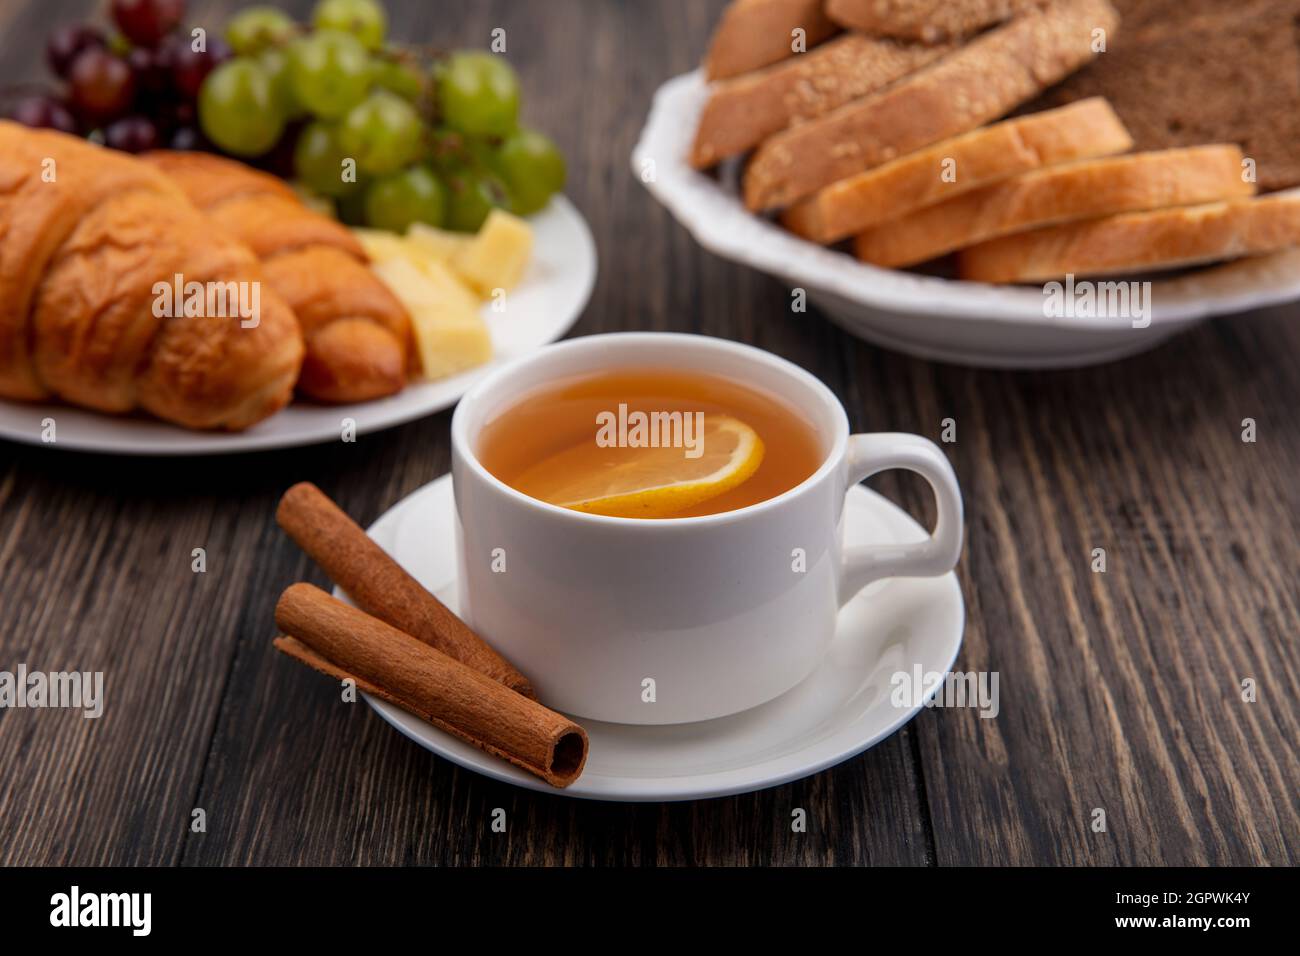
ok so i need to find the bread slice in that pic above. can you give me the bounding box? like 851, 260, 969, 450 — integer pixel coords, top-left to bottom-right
853, 145, 1254, 268
703, 0, 838, 81
691, 33, 954, 169
743, 0, 1118, 211
958, 192, 1300, 282
825, 0, 1041, 42
1033, 0, 1300, 191
782, 97, 1131, 243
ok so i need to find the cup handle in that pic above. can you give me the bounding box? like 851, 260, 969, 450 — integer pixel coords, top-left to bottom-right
837, 433, 964, 607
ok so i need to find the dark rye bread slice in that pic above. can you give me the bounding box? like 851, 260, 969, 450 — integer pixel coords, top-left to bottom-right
1034, 0, 1300, 191
1092, 0, 1292, 37
825, 0, 1043, 43
691, 33, 955, 168
742, 0, 1119, 211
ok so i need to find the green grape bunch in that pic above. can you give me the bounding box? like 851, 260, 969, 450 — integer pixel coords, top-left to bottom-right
194, 0, 567, 232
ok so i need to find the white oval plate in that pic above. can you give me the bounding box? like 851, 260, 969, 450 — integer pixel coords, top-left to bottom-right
345, 474, 965, 802
0, 197, 596, 455
633, 71, 1300, 368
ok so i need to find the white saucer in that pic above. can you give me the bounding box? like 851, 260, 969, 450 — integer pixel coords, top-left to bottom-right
0, 197, 596, 455
342, 474, 965, 801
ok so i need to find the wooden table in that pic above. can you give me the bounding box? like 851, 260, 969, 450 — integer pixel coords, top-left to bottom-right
1, 0, 1296, 867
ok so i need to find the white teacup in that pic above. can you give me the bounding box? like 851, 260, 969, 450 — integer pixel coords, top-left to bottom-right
451, 333, 963, 724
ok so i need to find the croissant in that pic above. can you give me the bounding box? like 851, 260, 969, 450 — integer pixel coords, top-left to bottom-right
142, 151, 414, 403
0, 121, 303, 430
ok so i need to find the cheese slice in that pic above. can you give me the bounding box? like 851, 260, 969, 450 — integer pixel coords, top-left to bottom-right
407, 300, 493, 380
406, 222, 473, 261
353, 227, 414, 264
416, 257, 482, 312
369, 256, 492, 381
452, 209, 534, 295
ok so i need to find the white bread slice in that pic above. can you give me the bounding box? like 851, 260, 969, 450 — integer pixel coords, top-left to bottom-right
743, 0, 1118, 211
691, 33, 954, 169
853, 145, 1254, 268
704, 0, 838, 81
957, 192, 1300, 282
782, 97, 1131, 243
826, 0, 1040, 42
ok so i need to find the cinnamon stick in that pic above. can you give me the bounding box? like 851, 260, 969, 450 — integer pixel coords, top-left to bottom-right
274, 583, 587, 788
276, 482, 535, 699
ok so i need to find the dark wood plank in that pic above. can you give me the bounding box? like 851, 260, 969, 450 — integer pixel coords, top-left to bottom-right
852, 310, 1300, 865
0, 448, 293, 864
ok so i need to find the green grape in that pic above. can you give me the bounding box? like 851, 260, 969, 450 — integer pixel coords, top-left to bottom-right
294, 121, 363, 197
372, 55, 423, 102
288, 30, 372, 120
312, 0, 387, 52
364, 166, 446, 232
259, 47, 302, 118
226, 7, 297, 56
444, 170, 510, 233
336, 185, 370, 225
198, 58, 285, 156
436, 51, 520, 137
424, 125, 470, 173
337, 90, 422, 176
460, 134, 500, 170
494, 128, 566, 215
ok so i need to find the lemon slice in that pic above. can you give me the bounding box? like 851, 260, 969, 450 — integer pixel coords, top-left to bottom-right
513, 414, 765, 518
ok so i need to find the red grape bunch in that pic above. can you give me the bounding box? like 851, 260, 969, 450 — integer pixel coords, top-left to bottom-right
10, 0, 232, 152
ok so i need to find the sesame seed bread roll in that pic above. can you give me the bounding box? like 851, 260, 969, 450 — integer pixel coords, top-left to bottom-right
825, 0, 1042, 43
743, 0, 1119, 211
704, 0, 838, 81
691, 33, 955, 169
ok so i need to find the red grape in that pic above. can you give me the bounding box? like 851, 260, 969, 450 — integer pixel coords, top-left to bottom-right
68, 48, 136, 122
153, 35, 180, 75
168, 36, 232, 99
168, 125, 206, 150
254, 120, 303, 178
127, 46, 168, 98
47, 23, 107, 78
110, 0, 185, 49
104, 115, 159, 152
159, 99, 195, 128
9, 95, 78, 133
